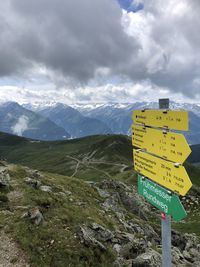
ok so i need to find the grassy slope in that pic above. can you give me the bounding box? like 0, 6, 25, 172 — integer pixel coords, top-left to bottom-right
0, 131, 199, 185
1, 132, 200, 238
0, 132, 134, 183
1, 165, 120, 267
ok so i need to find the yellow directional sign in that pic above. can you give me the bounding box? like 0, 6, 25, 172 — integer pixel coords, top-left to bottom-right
132, 125, 191, 164
133, 149, 192, 196
132, 110, 188, 131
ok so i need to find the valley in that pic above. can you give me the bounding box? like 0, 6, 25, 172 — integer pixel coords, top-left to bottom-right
0, 133, 133, 182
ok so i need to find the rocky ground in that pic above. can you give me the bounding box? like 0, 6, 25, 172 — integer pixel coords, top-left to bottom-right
87, 180, 200, 266
0, 161, 200, 266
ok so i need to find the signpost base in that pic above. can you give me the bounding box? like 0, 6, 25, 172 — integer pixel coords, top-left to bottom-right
162, 215, 172, 267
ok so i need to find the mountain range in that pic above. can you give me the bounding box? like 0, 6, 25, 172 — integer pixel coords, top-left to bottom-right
0, 102, 70, 141
1, 101, 200, 144
37, 103, 112, 138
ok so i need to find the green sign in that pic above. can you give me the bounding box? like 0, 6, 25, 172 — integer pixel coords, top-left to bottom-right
138, 175, 187, 222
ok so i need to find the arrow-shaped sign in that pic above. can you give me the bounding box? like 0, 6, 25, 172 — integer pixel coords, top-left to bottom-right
138, 175, 187, 222
132, 110, 188, 131
134, 149, 192, 196
132, 124, 191, 164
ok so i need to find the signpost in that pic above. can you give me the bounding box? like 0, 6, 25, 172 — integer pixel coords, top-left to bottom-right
132, 98, 192, 267
132, 124, 191, 163
134, 149, 192, 196
138, 175, 186, 222
133, 109, 188, 131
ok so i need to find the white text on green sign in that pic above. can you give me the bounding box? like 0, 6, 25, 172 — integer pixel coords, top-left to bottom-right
138, 175, 187, 222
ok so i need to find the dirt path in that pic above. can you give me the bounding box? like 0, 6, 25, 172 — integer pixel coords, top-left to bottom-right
0, 231, 29, 267
0, 163, 29, 267
66, 155, 81, 177
66, 154, 128, 179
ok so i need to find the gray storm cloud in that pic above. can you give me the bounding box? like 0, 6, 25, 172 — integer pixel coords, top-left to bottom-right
0, 0, 139, 82
0, 0, 200, 98
12, 115, 29, 136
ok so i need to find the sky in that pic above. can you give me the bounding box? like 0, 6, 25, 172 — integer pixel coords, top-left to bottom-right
0, 0, 200, 104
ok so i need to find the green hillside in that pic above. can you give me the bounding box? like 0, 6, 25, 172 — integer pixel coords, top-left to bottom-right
0, 164, 133, 267
0, 132, 200, 266
0, 163, 199, 267
0, 132, 134, 183
0, 131, 200, 186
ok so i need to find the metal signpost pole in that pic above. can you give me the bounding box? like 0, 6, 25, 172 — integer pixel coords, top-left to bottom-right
132, 99, 191, 266
159, 98, 171, 267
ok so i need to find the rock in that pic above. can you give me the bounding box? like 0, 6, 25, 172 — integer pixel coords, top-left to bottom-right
54, 191, 72, 198
24, 177, 41, 189
79, 223, 115, 251
64, 190, 72, 196
119, 190, 148, 220
76, 201, 86, 207
124, 236, 146, 258
184, 233, 199, 251
97, 180, 150, 220
114, 257, 133, 267
99, 180, 131, 193
102, 195, 121, 212
77, 180, 200, 266
193, 261, 200, 267
132, 249, 162, 267
188, 248, 199, 259
22, 207, 44, 225
90, 223, 114, 242
0, 161, 6, 166
29, 170, 43, 179
95, 187, 110, 198
172, 230, 187, 251
120, 242, 139, 259
143, 224, 160, 244
0, 170, 10, 188
172, 247, 184, 264
113, 244, 121, 253
79, 225, 106, 251
112, 231, 147, 261
182, 250, 192, 262
39, 185, 52, 192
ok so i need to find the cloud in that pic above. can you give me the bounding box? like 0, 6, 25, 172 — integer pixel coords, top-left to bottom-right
0, 81, 195, 105
11, 115, 29, 136
124, 0, 200, 97
0, 0, 138, 83
0, 0, 200, 101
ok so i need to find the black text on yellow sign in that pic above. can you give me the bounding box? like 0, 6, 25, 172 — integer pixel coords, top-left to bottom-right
132, 124, 191, 164
133, 149, 192, 196
132, 110, 188, 131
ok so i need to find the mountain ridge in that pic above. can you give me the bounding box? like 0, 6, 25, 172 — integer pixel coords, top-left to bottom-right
0, 102, 70, 141
23, 101, 200, 144
37, 103, 113, 138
